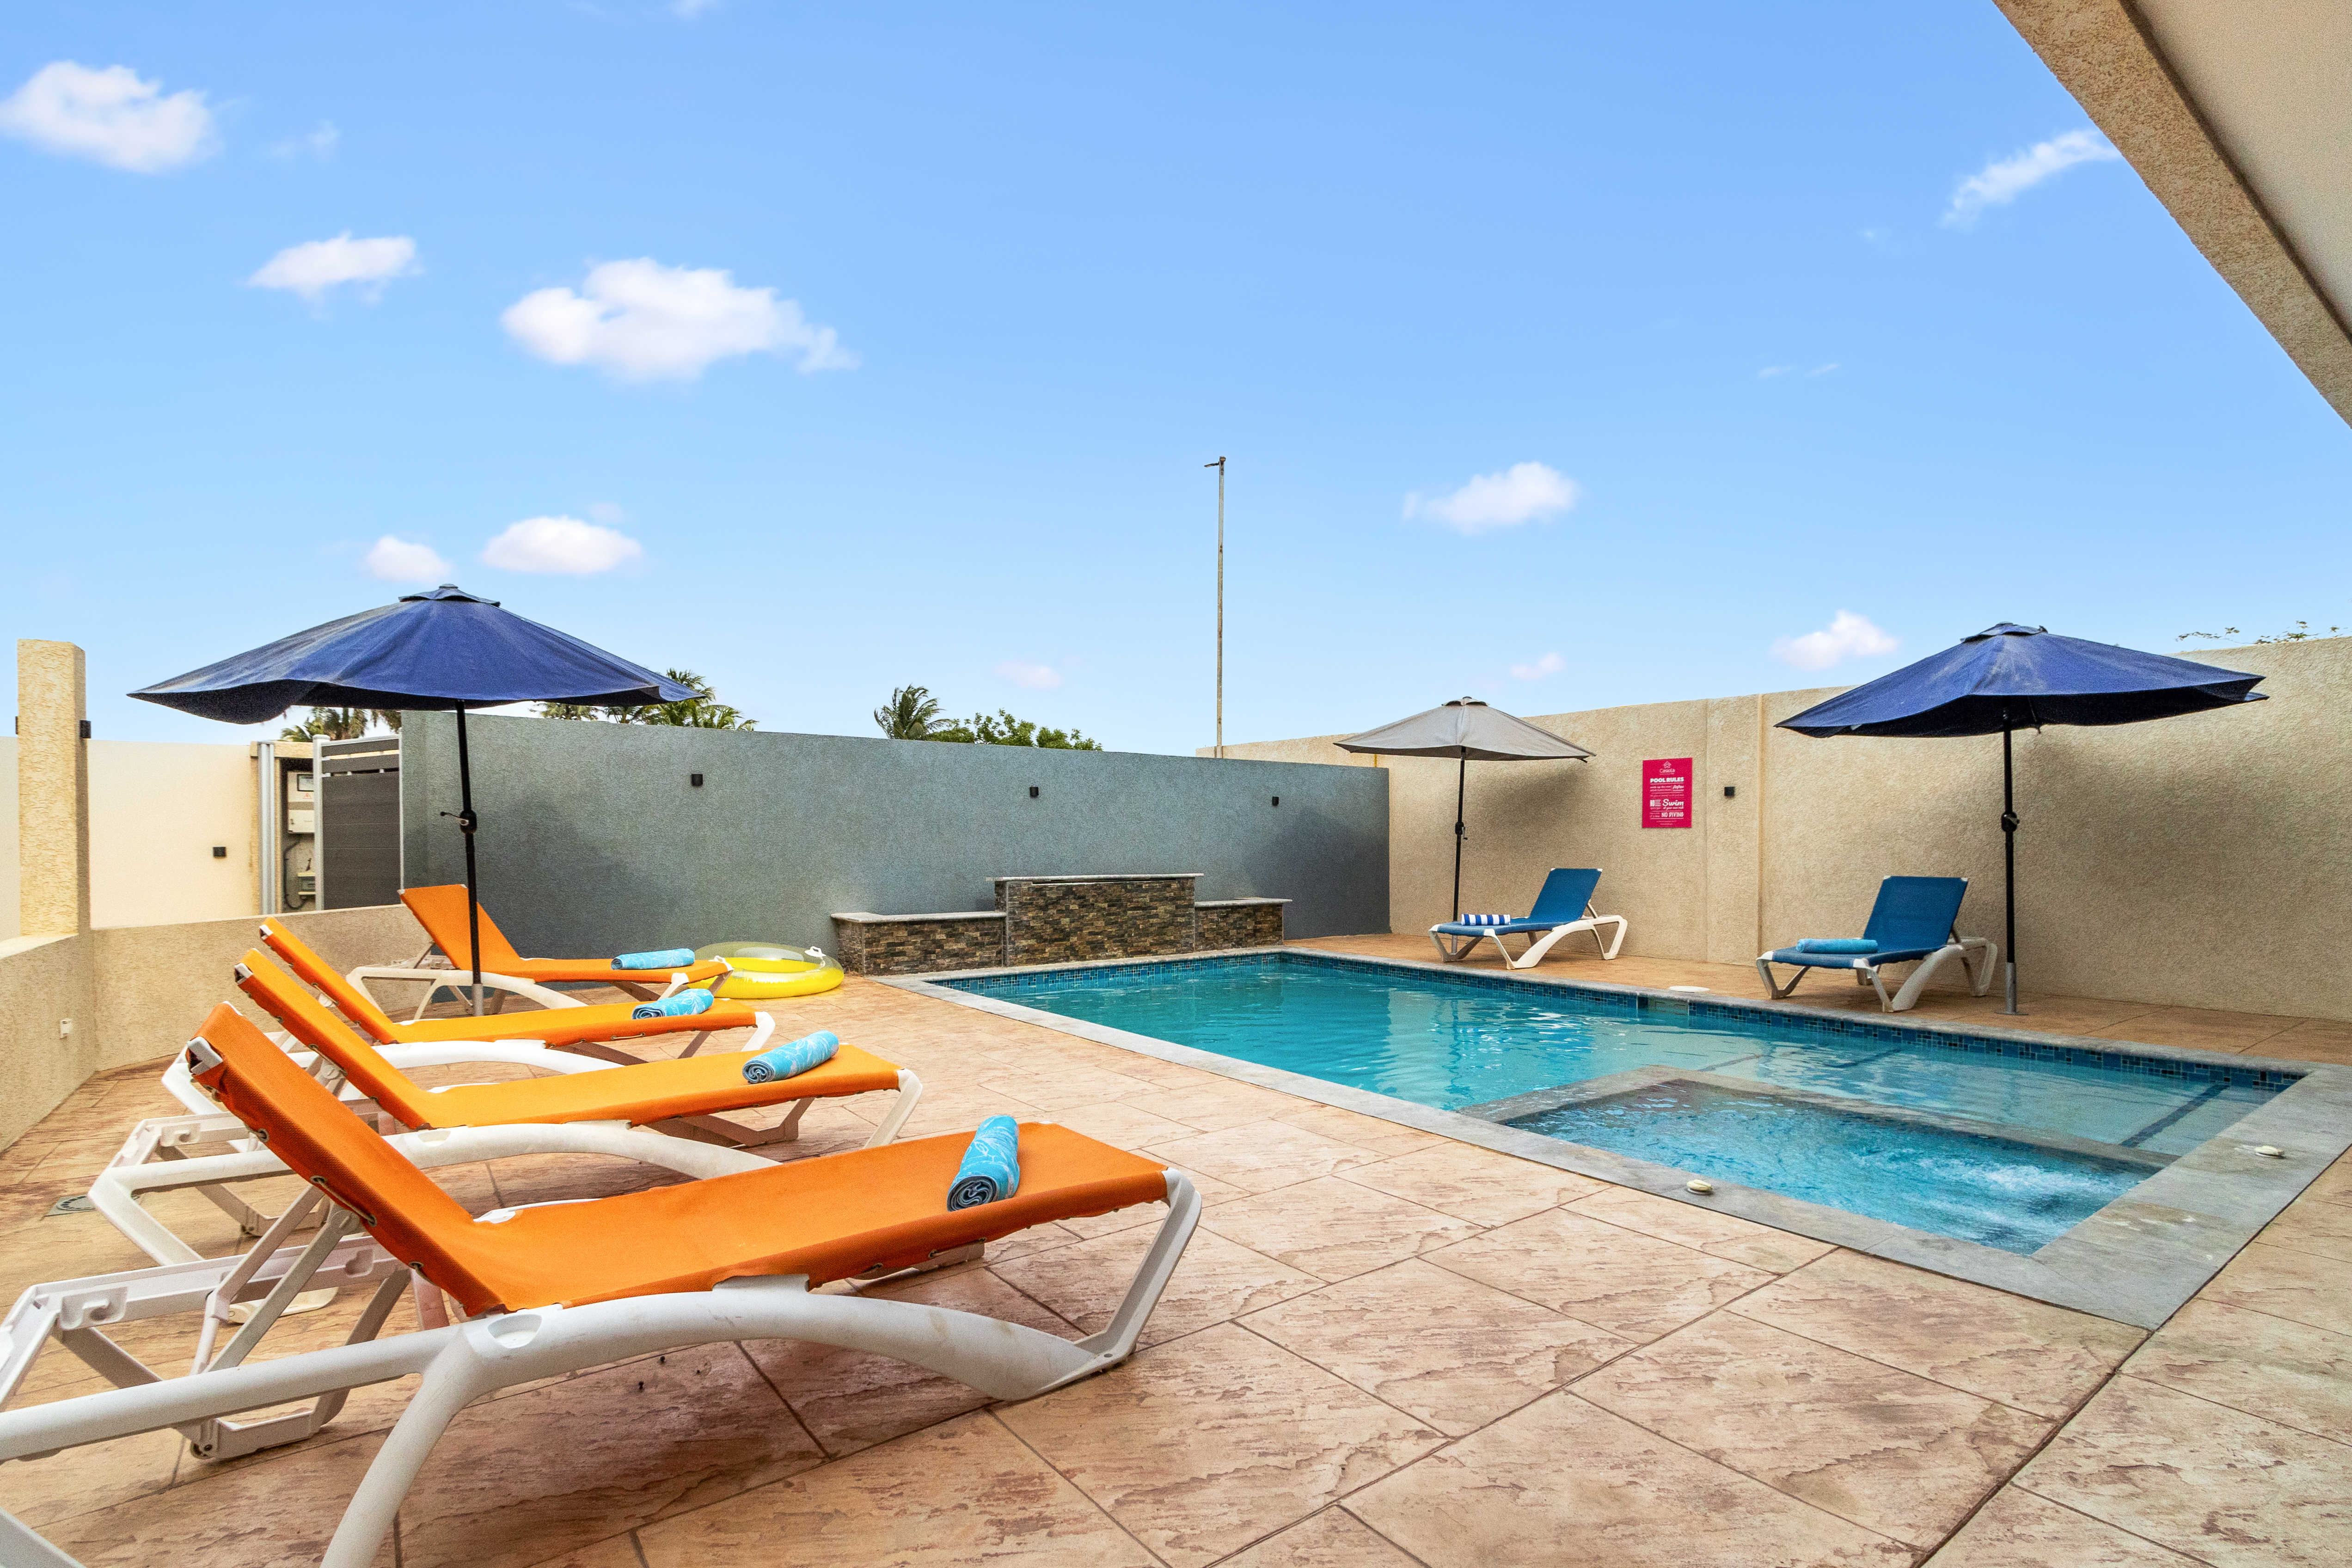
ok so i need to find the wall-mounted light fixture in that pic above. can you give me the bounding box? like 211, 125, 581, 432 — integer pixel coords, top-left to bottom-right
212, 845, 227, 858
690, 773, 704, 788
1271, 796, 1280, 807
1723, 785, 1736, 798
1029, 785, 1040, 798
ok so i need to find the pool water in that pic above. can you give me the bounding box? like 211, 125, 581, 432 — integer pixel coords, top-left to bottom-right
943, 954, 2285, 1254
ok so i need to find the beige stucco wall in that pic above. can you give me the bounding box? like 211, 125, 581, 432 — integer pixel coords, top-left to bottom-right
1221, 637, 2352, 1021
87, 901, 424, 1074
1, 736, 266, 938
0, 933, 97, 1150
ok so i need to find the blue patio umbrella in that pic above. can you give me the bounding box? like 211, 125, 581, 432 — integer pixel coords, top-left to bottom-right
1778, 623, 2267, 1013
131, 585, 693, 1009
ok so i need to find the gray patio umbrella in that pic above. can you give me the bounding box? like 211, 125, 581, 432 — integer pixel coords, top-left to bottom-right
1336, 698, 1593, 920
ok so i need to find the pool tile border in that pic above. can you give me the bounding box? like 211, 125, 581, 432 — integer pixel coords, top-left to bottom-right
887, 947, 2352, 1329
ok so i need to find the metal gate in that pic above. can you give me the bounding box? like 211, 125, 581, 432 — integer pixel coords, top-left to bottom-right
318, 736, 401, 910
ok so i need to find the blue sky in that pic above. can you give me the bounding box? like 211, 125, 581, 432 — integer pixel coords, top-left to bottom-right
5, 2, 2346, 754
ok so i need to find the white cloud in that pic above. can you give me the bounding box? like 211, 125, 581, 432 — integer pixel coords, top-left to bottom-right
1403, 461, 1580, 536
586, 501, 628, 524
482, 515, 645, 575
361, 536, 452, 582
500, 259, 854, 380
1771, 611, 1900, 671
0, 61, 216, 172
249, 234, 419, 302
994, 659, 1064, 691
1508, 651, 1565, 680
265, 121, 339, 162
1943, 129, 2120, 227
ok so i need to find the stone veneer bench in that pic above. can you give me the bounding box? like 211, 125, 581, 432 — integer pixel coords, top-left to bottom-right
832, 873, 1290, 976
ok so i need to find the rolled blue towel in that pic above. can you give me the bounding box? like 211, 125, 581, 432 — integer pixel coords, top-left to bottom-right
630, 988, 715, 1020
742, 1029, 840, 1084
1458, 914, 1513, 926
614, 947, 698, 971
1796, 938, 1879, 954
947, 1115, 1023, 1211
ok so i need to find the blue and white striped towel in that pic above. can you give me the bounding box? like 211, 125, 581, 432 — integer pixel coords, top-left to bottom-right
1458, 914, 1514, 926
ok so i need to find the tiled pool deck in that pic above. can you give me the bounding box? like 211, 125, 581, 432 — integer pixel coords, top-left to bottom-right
2, 941, 2348, 1565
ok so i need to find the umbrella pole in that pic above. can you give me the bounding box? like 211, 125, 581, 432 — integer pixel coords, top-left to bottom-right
456, 705, 484, 1017
2001, 722, 2019, 1015
1452, 751, 1466, 921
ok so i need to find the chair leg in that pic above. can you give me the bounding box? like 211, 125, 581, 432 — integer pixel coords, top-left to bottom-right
1755, 958, 1807, 1000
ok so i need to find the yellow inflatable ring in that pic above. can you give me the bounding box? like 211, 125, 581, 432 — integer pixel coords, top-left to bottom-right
695, 942, 845, 1002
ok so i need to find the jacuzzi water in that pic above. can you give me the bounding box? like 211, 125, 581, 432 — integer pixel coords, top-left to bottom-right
941, 953, 2287, 1254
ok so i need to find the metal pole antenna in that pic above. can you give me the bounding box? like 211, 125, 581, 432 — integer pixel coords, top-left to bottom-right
2001, 717, 2020, 1015
1205, 456, 1225, 758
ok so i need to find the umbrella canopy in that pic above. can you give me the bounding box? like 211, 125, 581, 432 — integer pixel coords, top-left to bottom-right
129, 584, 692, 723
1778, 623, 2266, 1011
133, 584, 693, 1008
1777, 623, 2266, 739
1335, 698, 1595, 762
1337, 698, 1593, 920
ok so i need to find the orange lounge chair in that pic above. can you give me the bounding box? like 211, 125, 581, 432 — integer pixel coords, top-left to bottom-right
227, 950, 922, 1152
263, 919, 748, 1066
349, 883, 732, 1016
0, 1005, 1198, 1568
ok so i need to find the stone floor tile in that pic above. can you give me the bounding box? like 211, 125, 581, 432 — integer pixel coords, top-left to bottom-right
992, 1222, 1322, 1347
1203, 1177, 1480, 1281
998, 1321, 1443, 1568
2197, 1239, 2352, 1332
982, 1218, 1081, 1262
1054, 1163, 1248, 1240
1427, 1206, 1772, 1339
522, 1537, 645, 1568
635, 1411, 1155, 1567
0, 1432, 183, 1529
1218, 1506, 1423, 1567
1576, 1312, 2048, 1547
1921, 1487, 2201, 1566
42, 1431, 396, 1568
1243, 1257, 1635, 1435
1126, 1080, 1320, 1133
2256, 1197, 2352, 1263
1570, 1184, 1838, 1273
395, 1343, 824, 1568
1143, 1121, 1384, 1193
1731, 1250, 2144, 1420
1339, 1139, 1605, 1227
892, 1085, 1053, 1141
2080, 1009, 2301, 1055
2124, 1299, 2352, 1444
1344, 1390, 1915, 1567
745, 1264, 1080, 1456
1041, 1096, 1201, 1150
479, 1150, 692, 1209
2016, 1375, 2352, 1566
2299, 1153, 2352, 1207
977, 1065, 1168, 1111
1265, 1101, 1443, 1156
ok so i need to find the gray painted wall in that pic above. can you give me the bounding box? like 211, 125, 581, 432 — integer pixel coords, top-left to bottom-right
399, 714, 1388, 958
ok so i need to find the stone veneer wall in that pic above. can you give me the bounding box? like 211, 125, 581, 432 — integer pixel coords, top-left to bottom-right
830, 913, 1006, 976
998, 876, 1198, 964
1197, 899, 1286, 949
833, 876, 1292, 974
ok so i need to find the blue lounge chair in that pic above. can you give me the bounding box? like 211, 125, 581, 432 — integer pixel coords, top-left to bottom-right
1429, 868, 1628, 968
1756, 875, 1997, 1013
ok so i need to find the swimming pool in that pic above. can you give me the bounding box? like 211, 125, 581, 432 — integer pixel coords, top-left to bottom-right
940, 952, 2292, 1255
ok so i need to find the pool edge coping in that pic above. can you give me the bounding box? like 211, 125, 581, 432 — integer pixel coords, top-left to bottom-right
881, 945, 2352, 1329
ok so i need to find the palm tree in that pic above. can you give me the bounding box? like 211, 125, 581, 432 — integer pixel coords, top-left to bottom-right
874, 685, 947, 739
538, 671, 755, 729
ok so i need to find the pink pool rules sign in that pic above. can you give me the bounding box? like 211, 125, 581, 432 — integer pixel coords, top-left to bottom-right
1643, 757, 1693, 828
